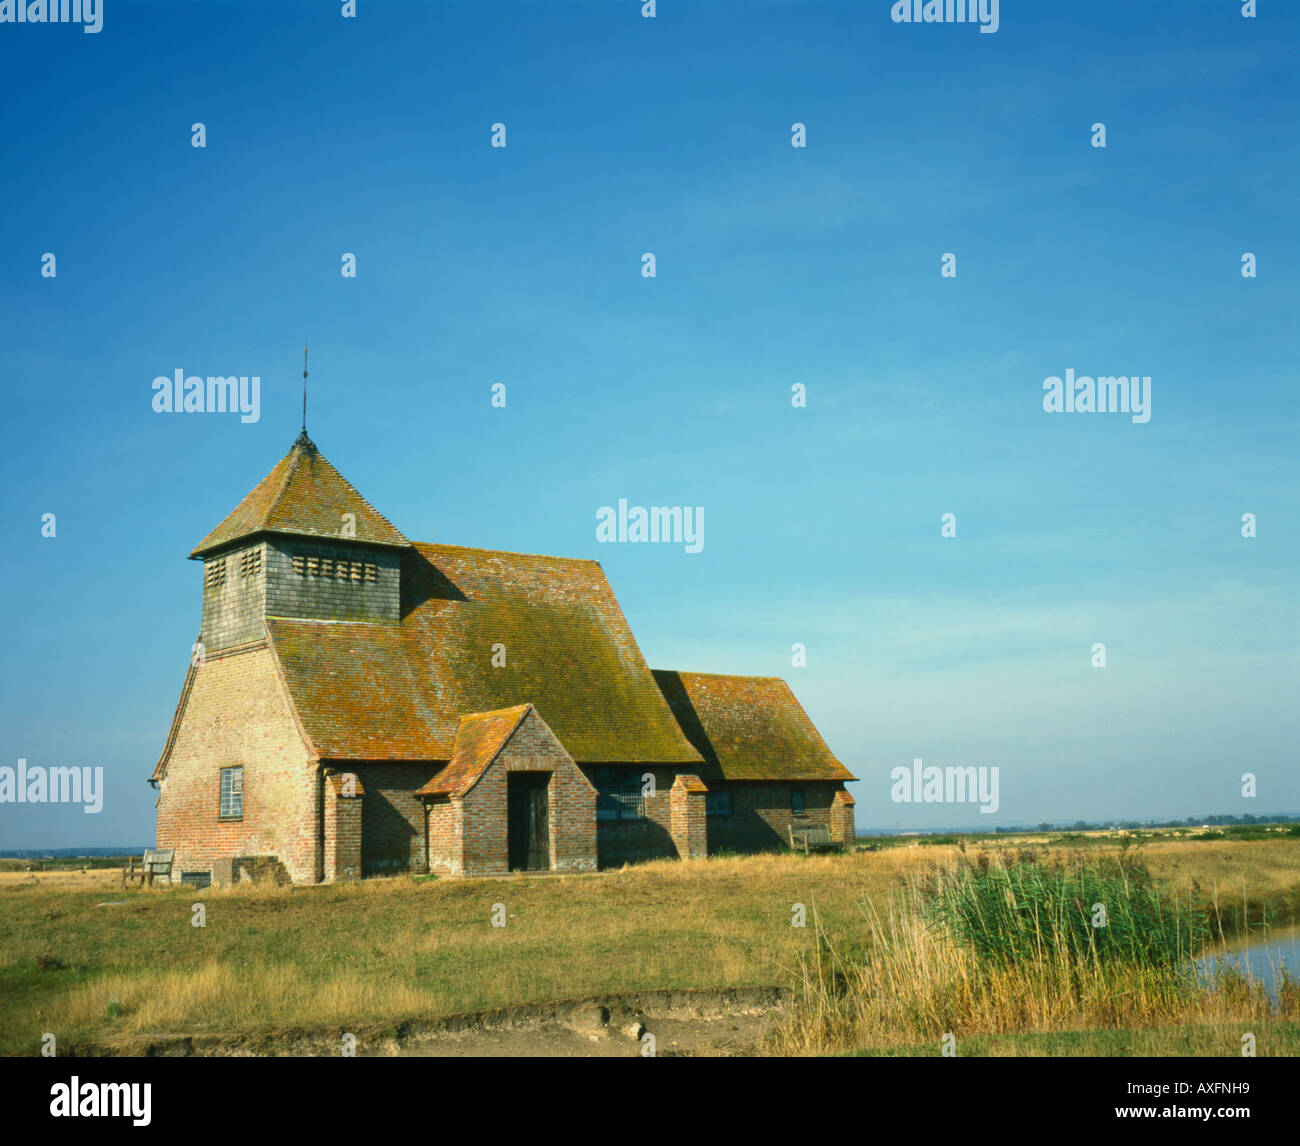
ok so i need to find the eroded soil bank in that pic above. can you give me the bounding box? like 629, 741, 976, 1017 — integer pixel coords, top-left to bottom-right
72, 986, 788, 1058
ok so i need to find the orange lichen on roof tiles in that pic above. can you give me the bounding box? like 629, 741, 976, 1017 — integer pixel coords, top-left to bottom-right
266, 543, 704, 765
416, 705, 531, 798
651, 670, 856, 783
190, 434, 409, 557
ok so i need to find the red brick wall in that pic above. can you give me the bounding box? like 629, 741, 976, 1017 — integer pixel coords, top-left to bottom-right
347, 763, 434, 876
323, 773, 363, 880
705, 782, 843, 853
582, 765, 681, 867
670, 774, 708, 859
426, 796, 463, 876
156, 644, 320, 883
831, 789, 856, 846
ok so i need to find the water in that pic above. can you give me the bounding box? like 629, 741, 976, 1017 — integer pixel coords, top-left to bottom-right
1194, 925, 1300, 999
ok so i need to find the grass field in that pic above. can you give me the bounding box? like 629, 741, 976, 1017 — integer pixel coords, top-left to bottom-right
1, 834, 1298, 1056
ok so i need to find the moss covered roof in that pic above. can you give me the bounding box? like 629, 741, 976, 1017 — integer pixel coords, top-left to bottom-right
266, 543, 705, 765
651, 670, 856, 783
190, 434, 409, 557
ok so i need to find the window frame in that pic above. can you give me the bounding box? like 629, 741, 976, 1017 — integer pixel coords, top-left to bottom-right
593, 767, 645, 822
219, 765, 244, 820
791, 787, 806, 814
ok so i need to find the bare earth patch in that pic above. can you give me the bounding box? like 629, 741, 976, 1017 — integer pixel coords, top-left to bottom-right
86, 987, 786, 1058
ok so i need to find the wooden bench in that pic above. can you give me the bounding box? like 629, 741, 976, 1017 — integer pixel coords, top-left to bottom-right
788, 823, 842, 854
121, 848, 174, 888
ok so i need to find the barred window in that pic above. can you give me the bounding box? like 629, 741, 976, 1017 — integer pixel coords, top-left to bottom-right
292, 554, 305, 575
204, 557, 227, 590
706, 789, 732, 817
240, 548, 261, 578
364, 562, 378, 582
219, 766, 243, 819
594, 767, 644, 822
320, 556, 334, 577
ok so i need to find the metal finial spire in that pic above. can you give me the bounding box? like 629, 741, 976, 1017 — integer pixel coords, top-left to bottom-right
302, 344, 308, 434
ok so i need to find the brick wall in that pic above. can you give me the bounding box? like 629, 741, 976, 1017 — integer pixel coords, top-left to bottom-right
669, 774, 708, 859
156, 643, 320, 882
582, 764, 682, 867
830, 788, 856, 846
347, 763, 433, 876
580, 774, 848, 864
705, 782, 843, 854
322, 771, 363, 880
426, 796, 463, 875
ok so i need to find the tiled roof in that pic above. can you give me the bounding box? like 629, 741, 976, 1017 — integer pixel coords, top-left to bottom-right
266, 543, 705, 765
416, 705, 531, 798
651, 670, 856, 783
190, 433, 409, 557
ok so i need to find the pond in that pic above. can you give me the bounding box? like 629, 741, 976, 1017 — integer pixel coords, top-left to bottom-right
1194, 924, 1300, 999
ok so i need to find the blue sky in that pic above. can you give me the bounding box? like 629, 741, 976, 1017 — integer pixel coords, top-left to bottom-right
1, 0, 1296, 848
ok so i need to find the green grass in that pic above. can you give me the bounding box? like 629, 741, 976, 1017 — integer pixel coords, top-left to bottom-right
917, 847, 1211, 969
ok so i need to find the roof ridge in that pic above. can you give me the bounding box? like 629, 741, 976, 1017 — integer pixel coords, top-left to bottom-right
413, 540, 599, 566
656, 668, 788, 684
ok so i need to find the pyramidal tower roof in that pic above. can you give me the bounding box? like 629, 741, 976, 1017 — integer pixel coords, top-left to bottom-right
189, 431, 410, 558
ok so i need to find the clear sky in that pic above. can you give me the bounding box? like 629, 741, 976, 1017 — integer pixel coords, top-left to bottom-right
1, 0, 1296, 848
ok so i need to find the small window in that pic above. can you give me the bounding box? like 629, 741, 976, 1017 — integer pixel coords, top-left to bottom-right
292, 554, 306, 575
706, 789, 732, 817
594, 767, 644, 822
219, 766, 243, 819
364, 562, 378, 582
240, 548, 261, 578
791, 788, 805, 814
320, 556, 334, 577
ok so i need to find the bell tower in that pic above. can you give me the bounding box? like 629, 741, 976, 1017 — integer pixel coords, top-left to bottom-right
189, 433, 411, 654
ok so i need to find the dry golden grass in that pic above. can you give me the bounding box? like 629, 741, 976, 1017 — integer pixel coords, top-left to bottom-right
2, 838, 1297, 1056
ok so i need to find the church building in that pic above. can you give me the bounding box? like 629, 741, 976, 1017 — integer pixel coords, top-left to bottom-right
152, 433, 856, 883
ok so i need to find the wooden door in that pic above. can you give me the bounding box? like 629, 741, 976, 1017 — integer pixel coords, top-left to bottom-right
508, 773, 551, 871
